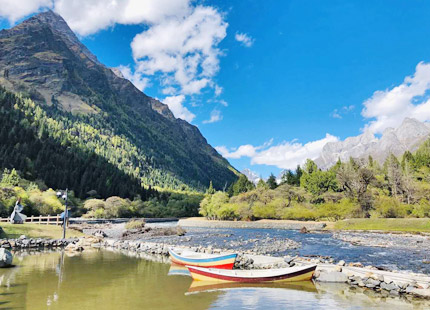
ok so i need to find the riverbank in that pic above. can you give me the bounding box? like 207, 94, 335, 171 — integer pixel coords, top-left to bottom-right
179, 217, 430, 234
333, 218, 430, 233
178, 217, 328, 230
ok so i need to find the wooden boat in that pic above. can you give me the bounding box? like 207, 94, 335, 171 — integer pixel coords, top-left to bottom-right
169, 248, 237, 269
186, 264, 317, 283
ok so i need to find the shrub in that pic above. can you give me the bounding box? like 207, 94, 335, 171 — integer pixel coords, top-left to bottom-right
125, 220, 146, 230
199, 191, 229, 219
252, 201, 278, 219
281, 204, 317, 221
84, 199, 106, 211
316, 199, 359, 221
371, 196, 408, 218
411, 199, 430, 218
215, 203, 238, 220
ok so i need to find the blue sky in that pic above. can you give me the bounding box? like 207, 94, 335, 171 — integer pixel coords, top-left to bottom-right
2, 0, 430, 178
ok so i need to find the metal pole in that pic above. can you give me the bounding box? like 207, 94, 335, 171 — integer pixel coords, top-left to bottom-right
62, 189, 68, 239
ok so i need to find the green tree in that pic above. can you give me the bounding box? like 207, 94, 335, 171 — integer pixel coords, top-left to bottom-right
257, 178, 268, 189
1, 168, 20, 186
231, 175, 255, 196
206, 181, 215, 194
337, 161, 374, 216
266, 174, 278, 189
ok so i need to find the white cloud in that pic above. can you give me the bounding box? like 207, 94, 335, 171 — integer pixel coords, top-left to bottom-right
219, 99, 228, 107
162, 95, 195, 122
53, 0, 190, 36
217, 134, 338, 170
362, 62, 430, 133
117, 65, 150, 91
203, 109, 222, 124
235, 32, 254, 47
0, 0, 52, 23
214, 84, 223, 96
216, 144, 259, 159
331, 105, 354, 119
131, 5, 227, 95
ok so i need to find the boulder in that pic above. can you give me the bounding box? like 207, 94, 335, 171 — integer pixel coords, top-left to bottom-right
0, 248, 13, 267
337, 260, 346, 266
380, 282, 398, 291
316, 271, 348, 283
365, 278, 381, 288
411, 288, 430, 298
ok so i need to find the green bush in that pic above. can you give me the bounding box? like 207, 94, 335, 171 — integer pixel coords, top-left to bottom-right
411, 199, 430, 218
215, 203, 238, 220
125, 220, 146, 229
281, 204, 317, 221
316, 199, 359, 221
252, 201, 278, 219
371, 196, 408, 218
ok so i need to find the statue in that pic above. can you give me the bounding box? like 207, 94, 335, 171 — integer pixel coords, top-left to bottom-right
10, 198, 27, 224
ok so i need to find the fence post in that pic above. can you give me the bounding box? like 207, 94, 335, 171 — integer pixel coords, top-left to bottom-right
31, 215, 34, 223
39, 215, 42, 224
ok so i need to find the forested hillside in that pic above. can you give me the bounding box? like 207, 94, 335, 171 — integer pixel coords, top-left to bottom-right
0, 87, 153, 199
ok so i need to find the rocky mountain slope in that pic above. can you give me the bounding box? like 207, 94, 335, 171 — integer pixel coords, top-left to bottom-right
315, 118, 430, 169
241, 169, 261, 184
0, 10, 238, 191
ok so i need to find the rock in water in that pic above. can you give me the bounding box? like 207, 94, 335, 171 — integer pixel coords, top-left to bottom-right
316, 271, 348, 283
300, 227, 308, 234
0, 248, 13, 267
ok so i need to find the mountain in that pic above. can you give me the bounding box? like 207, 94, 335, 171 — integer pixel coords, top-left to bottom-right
241, 169, 261, 184
315, 118, 430, 169
0, 10, 238, 195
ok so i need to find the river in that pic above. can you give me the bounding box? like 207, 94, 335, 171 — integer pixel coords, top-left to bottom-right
143, 226, 430, 274
1, 250, 429, 309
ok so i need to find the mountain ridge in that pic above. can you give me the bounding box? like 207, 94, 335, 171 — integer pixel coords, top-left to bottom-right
315, 117, 430, 169
0, 10, 238, 191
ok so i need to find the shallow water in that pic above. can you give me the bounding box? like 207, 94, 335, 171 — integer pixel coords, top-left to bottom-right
148, 227, 430, 273
0, 250, 429, 309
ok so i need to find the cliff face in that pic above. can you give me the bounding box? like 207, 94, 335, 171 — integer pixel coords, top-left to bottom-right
316, 118, 430, 168
0, 10, 238, 190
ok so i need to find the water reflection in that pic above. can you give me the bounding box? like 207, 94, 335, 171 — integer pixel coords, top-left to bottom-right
187, 280, 317, 294
1, 250, 430, 309
168, 263, 191, 277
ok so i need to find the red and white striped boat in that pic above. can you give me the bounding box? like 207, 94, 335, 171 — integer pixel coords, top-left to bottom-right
186, 264, 317, 283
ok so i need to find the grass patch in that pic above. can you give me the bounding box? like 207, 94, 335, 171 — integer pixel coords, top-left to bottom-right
333, 218, 430, 233
0, 223, 84, 239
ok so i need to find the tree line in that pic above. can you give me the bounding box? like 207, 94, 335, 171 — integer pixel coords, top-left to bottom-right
200, 141, 430, 221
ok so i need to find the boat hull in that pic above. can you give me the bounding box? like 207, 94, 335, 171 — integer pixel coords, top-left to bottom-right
187, 265, 317, 283
169, 249, 237, 269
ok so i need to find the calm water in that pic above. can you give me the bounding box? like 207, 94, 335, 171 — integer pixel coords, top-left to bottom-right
1, 250, 429, 309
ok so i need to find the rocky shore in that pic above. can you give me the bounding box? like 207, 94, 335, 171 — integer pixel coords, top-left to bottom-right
0, 236, 77, 249
333, 231, 430, 250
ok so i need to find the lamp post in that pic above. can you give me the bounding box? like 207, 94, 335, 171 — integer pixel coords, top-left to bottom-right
56, 189, 68, 239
